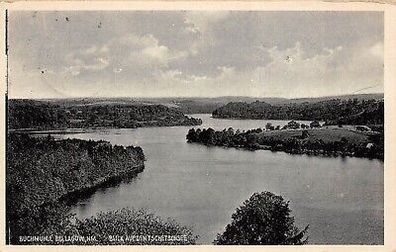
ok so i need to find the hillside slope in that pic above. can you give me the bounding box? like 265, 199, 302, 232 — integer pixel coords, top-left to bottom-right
7, 134, 145, 242
8, 99, 202, 130
212, 98, 383, 125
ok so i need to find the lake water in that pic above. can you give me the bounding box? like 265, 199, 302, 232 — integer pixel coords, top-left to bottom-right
56, 114, 383, 245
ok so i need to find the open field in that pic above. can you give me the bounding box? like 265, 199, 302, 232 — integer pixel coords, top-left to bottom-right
187, 125, 383, 159
260, 127, 371, 145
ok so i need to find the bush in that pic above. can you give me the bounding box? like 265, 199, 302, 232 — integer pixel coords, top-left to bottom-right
301, 130, 309, 139
9, 206, 198, 245
214, 192, 308, 245
75, 208, 198, 245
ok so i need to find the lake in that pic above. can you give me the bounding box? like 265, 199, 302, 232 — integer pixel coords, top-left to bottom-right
55, 114, 383, 245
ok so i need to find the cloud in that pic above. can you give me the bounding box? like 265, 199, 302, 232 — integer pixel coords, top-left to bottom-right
247, 42, 382, 97
183, 11, 229, 55
64, 55, 110, 76
8, 11, 383, 98
60, 33, 188, 81
149, 41, 383, 98
184, 11, 229, 34
116, 33, 187, 65
369, 41, 384, 60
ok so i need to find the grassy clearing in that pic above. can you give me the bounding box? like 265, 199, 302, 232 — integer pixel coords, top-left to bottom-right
260, 128, 369, 145
187, 126, 383, 159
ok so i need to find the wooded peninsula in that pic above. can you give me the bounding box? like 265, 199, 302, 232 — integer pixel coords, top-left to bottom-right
7, 133, 197, 244
186, 126, 383, 159
183, 96, 384, 160
8, 99, 202, 130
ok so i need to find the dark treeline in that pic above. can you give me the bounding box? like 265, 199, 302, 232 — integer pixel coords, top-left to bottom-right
186, 127, 383, 160
212, 98, 384, 126
8, 99, 202, 130
7, 134, 145, 243
174, 99, 225, 114
8, 100, 69, 129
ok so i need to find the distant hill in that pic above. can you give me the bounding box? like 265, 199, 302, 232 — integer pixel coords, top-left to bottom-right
288, 93, 384, 104
9, 94, 383, 128
39, 93, 384, 114
8, 99, 202, 130
212, 97, 384, 125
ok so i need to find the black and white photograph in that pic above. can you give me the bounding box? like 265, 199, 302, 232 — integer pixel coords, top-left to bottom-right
2, 2, 395, 248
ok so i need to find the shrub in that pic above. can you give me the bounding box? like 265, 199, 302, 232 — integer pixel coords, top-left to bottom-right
301, 130, 309, 139
75, 208, 198, 245
214, 192, 308, 245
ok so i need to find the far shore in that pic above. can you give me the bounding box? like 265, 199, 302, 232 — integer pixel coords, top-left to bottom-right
186, 125, 384, 160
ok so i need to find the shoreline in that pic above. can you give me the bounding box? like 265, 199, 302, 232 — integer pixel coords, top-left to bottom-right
59, 164, 145, 206
7, 134, 147, 244
8, 122, 203, 135
190, 141, 383, 161
186, 127, 384, 160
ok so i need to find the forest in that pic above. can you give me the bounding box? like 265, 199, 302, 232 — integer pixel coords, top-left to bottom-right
186, 126, 384, 160
6, 134, 146, 243
212, 98, 384, 126
8, 99, 202, 130
7, 134, 308, 245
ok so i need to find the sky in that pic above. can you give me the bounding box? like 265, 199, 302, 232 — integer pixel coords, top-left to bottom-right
8, 11, 384, 99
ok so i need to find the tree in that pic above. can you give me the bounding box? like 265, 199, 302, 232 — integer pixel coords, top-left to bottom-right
301, 130, 309, 139
246, 133, 258, 146
227, 127, 235, 136
214, 192, 308, 245
310, 120, 321, 128
265, 123, 273, 130
287, 120, 300, 129
186, 128, 198, 142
